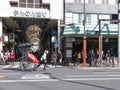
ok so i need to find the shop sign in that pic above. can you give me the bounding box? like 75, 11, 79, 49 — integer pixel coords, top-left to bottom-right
12, 8, 50, 18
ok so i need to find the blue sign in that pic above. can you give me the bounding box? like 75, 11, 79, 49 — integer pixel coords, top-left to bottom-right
51, 29, 57, 36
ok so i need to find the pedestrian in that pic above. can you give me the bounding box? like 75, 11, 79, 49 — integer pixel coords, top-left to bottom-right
94, 49, 99, 67
40, 49, 49, 70
57, 51, 63, 65
88, 49, 95, 67
10, 49, 15, 65
4, 50, 10, 65
51, 51, 57, 67
33, 49, 49, 70
77, 51, 82, 64
105, 50, 111, 64
73, 52, 78, 66
0, 51, 4, 64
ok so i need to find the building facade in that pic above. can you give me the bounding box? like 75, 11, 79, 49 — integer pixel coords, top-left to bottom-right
0, 0, 63, 55
63, 0, 118, 64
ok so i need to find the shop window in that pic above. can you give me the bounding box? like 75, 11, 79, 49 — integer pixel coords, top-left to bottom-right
28, 3, 33, 8
19, 0, 26, 8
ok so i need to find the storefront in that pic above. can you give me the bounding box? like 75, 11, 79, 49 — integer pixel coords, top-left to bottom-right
63, 23, 118, 64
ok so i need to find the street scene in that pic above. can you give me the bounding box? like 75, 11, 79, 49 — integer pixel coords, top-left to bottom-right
0, 0, 120, 90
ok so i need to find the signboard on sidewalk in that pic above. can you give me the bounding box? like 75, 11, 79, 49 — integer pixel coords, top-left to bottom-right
66, 50, 72, 58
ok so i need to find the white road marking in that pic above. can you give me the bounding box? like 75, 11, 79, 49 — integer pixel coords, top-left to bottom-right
21, 74, 50, 79
0, 73, 21, 75
0, 79, 58, 83
93, 72, 120, 74
12, 65, 20, 68
2, 65, 12, 68
67, 74, 120, 77
0, 77, 120, 83
2, 65, 20, 69
64, 77, 120, 81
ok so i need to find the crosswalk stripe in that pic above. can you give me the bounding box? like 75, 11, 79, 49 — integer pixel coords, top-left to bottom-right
1, 64, 62, 69
2, 65, 20, 69
21, 74, 50, 79
2, 65, 12, 68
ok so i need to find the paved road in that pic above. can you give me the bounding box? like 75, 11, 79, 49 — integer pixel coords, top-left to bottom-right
0, 64, 120, 90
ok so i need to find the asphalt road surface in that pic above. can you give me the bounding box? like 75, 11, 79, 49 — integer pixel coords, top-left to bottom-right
0, 64, 120, 90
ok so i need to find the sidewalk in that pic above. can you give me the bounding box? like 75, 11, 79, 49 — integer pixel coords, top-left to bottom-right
74, 65, 120, 69
68, 63, 120, 69
12, 61, 120, 70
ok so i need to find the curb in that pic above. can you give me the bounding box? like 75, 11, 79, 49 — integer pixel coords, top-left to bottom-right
74, 66, 120, 69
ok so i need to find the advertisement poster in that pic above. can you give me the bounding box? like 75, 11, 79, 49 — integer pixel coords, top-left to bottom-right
66, 50, 72, 58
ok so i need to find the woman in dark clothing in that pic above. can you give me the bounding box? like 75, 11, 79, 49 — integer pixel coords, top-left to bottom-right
88, 49, 95, 67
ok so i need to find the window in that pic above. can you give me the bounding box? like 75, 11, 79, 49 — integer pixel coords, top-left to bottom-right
86, 14, 91, 23
19, 0, 25, 3
91, 14, 98, 24
99, 15, 110, 19
73, 14, 79, 23
19, 0, 26, 7
95, 0, 102, 4
10, 1, 18, 7
35, 0, 40, 3
102, 0, 108, 4
35, 0, 40, 8
65, 0, 74, 3
65, 13, 73, 24
81, 0, 88, 3
99, 14, 110, 24
92, 0, 95, 4
88, 0, 95, 4
80, 14, 84, 23
109, 0, 115, 5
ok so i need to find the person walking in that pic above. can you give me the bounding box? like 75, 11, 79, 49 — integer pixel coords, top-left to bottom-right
10, 49, 15, 65
73, 52, 77, 66
40, 49, 49, 70
105, 50, 111, 66
0, 51, 4, 64
33, 49, 49, 71
94, 49, 99, 67
4, 50, 10, 65
88, 49, 95, 67
77, 51, 82, 64
51, 51, 57, 67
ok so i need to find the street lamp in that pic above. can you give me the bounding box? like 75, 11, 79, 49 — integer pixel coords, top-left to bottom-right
83, 0, 87, 67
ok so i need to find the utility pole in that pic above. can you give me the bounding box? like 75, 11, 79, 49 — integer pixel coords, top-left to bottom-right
58, 19, 61, 52
118, 0, 120, 64
83, 0, 86, 67
98, 20, 102, 66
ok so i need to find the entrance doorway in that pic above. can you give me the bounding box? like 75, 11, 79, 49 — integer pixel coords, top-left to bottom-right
72, 39, 83, 63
